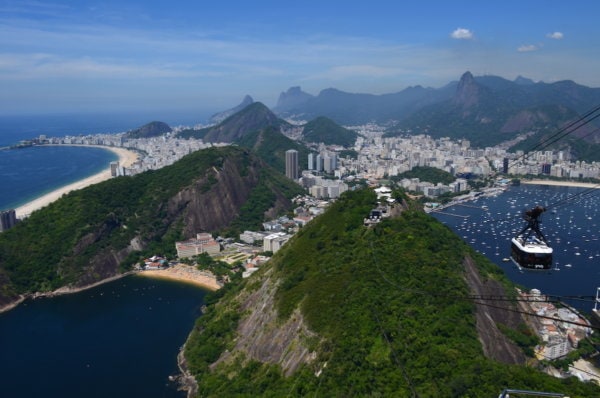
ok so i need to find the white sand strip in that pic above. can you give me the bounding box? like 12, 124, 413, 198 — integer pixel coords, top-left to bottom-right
15, 145, 139, 218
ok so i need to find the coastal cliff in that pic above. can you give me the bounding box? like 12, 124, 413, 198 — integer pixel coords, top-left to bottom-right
0, 146, 303, 309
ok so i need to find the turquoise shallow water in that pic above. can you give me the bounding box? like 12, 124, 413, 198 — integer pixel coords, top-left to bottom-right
0, 275, 207, 398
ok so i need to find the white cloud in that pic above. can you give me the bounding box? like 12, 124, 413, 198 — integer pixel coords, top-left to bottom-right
517, 44, 538, 52
450, 28, 473, 40
547, 31, 564, 40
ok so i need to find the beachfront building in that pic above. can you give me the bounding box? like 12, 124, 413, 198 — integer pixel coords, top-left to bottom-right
176, 232, 221, 258
0, 209, 17, 232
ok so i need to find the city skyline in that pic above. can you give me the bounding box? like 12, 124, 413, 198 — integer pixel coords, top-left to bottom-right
2, 1, 600, 116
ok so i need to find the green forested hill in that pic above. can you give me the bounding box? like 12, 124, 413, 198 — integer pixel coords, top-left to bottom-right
0, 146, 302, 303
393, 165, 456, 185
301, 116, 358, 146
235, 126, 311, 172
184, 189, 600, 397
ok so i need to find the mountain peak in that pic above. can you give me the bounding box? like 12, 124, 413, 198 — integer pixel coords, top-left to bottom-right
210, 95, 255, 124
453, 71, 480, 108
275, 86, 314, 112
202, 102, 289, 143
514, 75, 535, 85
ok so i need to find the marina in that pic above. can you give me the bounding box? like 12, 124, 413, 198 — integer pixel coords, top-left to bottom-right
431, 184, 600, 313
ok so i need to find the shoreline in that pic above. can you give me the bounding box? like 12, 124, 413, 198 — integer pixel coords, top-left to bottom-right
14, 145, 139, 218
136, 264, 221, 291
521, 179, 600, 188
0, 265, 219, 315
0, 271, 136, 315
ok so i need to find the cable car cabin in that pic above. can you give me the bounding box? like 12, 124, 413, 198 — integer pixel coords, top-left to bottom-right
510, 235, 553, 269
510, 205, 553, 270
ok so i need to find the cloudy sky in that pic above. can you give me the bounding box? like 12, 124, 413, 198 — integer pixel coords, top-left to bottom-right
1, 0, 599, 117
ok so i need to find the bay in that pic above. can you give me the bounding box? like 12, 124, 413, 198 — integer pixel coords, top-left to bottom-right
432, 184, 600, 313
0, 275, 207, 398
0, 146, 117, 210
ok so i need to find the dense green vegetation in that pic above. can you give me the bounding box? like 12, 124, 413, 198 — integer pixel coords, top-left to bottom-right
338, 149, 359, 159
392, 165, 456, 185
235, 126, 311, 173
125, 121, 172, 138
301, 116, 358, 146
184, 189, 600, 397
0, 146, 300, 296
224, 166, 304, 237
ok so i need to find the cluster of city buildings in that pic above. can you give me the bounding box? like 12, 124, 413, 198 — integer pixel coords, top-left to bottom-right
329, 127, 600, 182
37, 130, 219, 176
518, 288, 592, 360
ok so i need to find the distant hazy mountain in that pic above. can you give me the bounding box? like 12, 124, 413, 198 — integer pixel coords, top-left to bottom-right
389, 71, 600, 149
274, 73, 600, 154
209, 95, 254, 124
274, 85, 454, 125
125, 121, 172, 138
274, 87, 314, 113
301, 116, 358, 146
179, 102, 290, 143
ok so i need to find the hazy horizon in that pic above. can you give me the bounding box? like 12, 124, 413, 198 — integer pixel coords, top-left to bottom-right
2, 1, 600, 115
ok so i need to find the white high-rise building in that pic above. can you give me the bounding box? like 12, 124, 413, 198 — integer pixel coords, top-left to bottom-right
285, 149, 299, 180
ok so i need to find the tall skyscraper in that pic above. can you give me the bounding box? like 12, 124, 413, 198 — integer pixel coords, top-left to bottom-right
307, 153, 315, 170
285, 149, 299, 180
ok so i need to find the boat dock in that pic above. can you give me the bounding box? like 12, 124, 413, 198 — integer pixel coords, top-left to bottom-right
431, 211, 469, 218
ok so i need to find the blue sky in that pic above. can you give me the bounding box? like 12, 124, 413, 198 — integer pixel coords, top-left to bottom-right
1, 0, 599, 118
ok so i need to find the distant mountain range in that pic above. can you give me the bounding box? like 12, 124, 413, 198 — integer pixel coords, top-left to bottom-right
273, 72, 600, 151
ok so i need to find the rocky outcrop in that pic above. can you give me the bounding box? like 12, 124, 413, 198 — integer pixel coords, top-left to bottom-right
170, 156, 261, 236
463, 255, 526, 364
212, 269, 320, 376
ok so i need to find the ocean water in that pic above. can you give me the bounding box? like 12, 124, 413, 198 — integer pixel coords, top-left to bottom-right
0, 113, 214, 397
0, 146, 118, 210
0, 276, 206, 398
432, 184, 600, 313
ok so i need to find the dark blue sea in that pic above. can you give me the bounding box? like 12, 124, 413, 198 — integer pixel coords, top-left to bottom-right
0, 276, 206, 398
432, 184, 600, 313
0, 111, 209, 211
0, 113, 212, 397
0, 146, 118, 210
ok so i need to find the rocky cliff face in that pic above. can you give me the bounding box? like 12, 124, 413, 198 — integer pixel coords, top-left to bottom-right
69, 154, 291, 286
463, 255, 526, 364
212, 269, 319, 376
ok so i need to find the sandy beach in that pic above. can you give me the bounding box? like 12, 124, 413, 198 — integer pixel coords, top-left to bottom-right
14, 145, 139, 218
521, 179, 600, 189
137, 264, 221, 291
